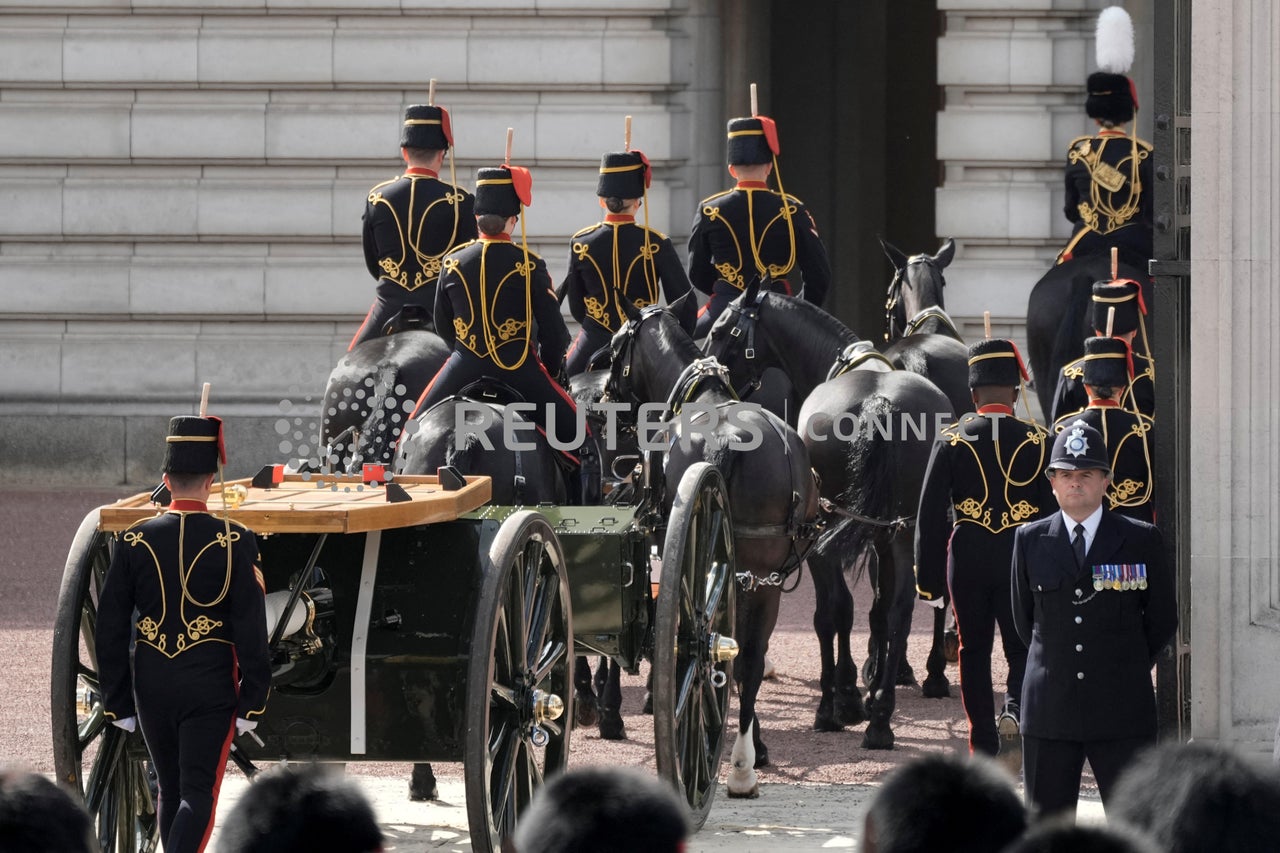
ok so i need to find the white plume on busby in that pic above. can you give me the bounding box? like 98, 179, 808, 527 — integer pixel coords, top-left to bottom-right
1095, 6, 1135, 74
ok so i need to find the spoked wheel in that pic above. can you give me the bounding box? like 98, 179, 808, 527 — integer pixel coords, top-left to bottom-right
465, 511, 573, 852
653, 462, 737, 830
51, 509, 160, 853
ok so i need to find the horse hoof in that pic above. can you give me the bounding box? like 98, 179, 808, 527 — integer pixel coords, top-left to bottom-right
943, 630, 960, 664
753, 747, 770, 769
834, 691, 867, 727
574, 692, 599, 728
921, 675, 951, 699
727, 782, 761, 799
408, 764, 438, 802
641, 693, 653, 715
598, 709, 626, 741
895, 662, 918, 687
812, 712, 843, 733
861, 726, 895, 751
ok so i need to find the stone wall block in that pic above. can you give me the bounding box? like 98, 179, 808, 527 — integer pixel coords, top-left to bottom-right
64, 22, 199, 84
130, 263, 267, 315
332, 27, 470, 85
264, 258, 369, 316
132, 103, 268, 161
467, 33, 602, 86
0, 23, 66, 83
0, 104, 130, 160
60, 334, 198, 399
0, 178, 64, 237
0, 261, 130, 314
937, 109, 1052, 161
197, 179, 334, 237
0, 340, 63, 398
936, 185, 1009, 238
63, 178, 200, 236
2, 416, 128, 486
198, 24, 334, 85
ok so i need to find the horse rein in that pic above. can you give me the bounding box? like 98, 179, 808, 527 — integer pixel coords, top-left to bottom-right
884, 255, 947, 342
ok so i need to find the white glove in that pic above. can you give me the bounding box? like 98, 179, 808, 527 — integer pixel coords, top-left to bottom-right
111, 716, 137, 733
923, 596, 946, 610
235, 718, 257, 736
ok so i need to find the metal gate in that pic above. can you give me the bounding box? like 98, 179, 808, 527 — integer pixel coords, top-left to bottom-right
1150, 0, 1192, 739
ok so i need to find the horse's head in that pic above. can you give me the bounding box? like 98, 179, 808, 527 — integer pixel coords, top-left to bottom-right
881, 237, 955, 341
605, 303, 696, 408
703, 277, 775, 398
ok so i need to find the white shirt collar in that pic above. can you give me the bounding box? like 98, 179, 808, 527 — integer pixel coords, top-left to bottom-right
1061, 505, 1104, 553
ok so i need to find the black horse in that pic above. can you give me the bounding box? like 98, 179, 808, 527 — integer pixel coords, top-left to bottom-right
610, 303, 820, 797
880, 237, 971, 418
1025, 252, 1150, 422
705, 286, 953, 750
318, 326, 449, 472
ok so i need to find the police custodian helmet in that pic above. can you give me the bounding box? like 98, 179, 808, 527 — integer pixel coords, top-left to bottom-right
163, 416, 225, 474
1048, 420, 1111, 473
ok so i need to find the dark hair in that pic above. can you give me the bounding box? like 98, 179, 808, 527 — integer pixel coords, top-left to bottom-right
217, 765, 382, 853
402, 146, 443, 164
1107, 741, 1280, 853
1087, 385, 1117, 399
477, 214, 509, 236
1003, 818, 1161, 853
0, 769, 95, 853
862, 753, 1026, 853
511, 767, 687, 853
165, 471, 210, 491
604, 197, 628, 214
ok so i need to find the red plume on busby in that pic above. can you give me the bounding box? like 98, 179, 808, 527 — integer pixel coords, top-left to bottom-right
1087, 6, 1138, 124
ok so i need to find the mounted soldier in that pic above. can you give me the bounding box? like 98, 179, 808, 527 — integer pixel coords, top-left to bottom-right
688, 89, 831, 338
406, 147, 600, 504
351, 93, 477, 350
1053, 336, 1155, 525
915, 339, 1055, 770
561, 125, 695, 376
1051, 278, 1154, 421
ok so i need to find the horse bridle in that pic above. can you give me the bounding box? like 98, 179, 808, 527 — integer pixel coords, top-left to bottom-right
715, 287, 771, 398
606, 305, 739, 418
884, 255, 946, 342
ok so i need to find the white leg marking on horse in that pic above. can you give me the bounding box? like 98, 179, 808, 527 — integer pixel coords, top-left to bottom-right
727, 721, 759, 798
762, 654, 778, 680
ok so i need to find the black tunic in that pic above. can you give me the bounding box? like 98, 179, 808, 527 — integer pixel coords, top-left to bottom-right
1053, 402, 1156, 524
1059, 130, 1153, 267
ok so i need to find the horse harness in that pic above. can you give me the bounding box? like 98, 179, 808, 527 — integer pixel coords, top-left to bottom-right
884, 255, 951, 342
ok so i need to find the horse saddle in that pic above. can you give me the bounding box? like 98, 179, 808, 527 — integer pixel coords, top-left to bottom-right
380, 303, 434, 337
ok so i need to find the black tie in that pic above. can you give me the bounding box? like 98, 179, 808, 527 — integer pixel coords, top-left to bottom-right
1072, 523, 1087, 567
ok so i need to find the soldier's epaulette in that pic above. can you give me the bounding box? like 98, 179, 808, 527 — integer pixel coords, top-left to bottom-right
699, 188, 735, 206
571, 223, 602, 239
780, 192, 806, 206
367, 176, 401, 195
446, 239, 479, 255
1067, 135, 1094, 154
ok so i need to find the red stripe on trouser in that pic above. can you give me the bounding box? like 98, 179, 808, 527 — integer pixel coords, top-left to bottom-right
532, 358, 586, 465
194, 720, 236, 852
348, 305, 378, 351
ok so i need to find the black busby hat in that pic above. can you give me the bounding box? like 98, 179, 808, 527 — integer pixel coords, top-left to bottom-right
400, 104, 453, 151
1048, 420, 1111, 473
163, 416, 225, 475
597, 151, 651, 199
726, 116, 779, 166
474, 165, 532, 218
1086, 7, 1138, 124
1091, 279, 1145, 335
1081, 336, 1133, 389
967, 339, 1029, 389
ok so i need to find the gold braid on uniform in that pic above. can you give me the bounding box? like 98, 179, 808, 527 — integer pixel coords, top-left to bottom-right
945, 421, 1048, 533
1067, 135, 1150, 235
701, 202, 747, 289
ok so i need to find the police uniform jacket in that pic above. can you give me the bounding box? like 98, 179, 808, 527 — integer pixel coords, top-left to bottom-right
915, 406, 1055, 601
1060, 130, 1153, 266
1012, 510, 1176, 741
1051, 351, 1155, 421
363, 168, 478, 295
95, 505, 271, 723
562, 214, 696, 335
435, 236, 570, 370
1054, 402, 1155, 521
688, 182, 830, 306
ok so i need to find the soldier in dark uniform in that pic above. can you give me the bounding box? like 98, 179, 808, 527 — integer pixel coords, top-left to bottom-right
1012, 421, 1177, 819
1054, 336, 1155, 525
688, 114, 831, 337
562, 148, 695, 376
350, 103, 477, 350
408, 162, 599, 501
95, 416, 270, 853
915, 339, 1054, 767
1056, 7, 1152, 270
1051, 279, 1154, 421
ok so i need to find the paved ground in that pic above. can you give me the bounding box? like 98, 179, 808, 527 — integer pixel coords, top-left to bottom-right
2, 485, 1102, 850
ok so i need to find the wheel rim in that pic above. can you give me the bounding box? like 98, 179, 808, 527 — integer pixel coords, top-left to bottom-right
655, 464, 736, 825
467, 513, 572, 851
52, 516, 160, 853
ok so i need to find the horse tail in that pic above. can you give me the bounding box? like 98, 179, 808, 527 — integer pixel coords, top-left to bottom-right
815, 393, 898, 583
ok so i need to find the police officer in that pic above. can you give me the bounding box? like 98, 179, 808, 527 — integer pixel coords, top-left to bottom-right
408, 161, 599, 502
916, 339, 1054, 767
688, 114, 831, 337
96, 416, 270, 853
1056, 6, 1152, 270
351, 102, 477, 350
1012, 420, 1177, 818
1051, 279, 1154, 421
562, 148, 695, 376
1054, 336, 1155, 525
